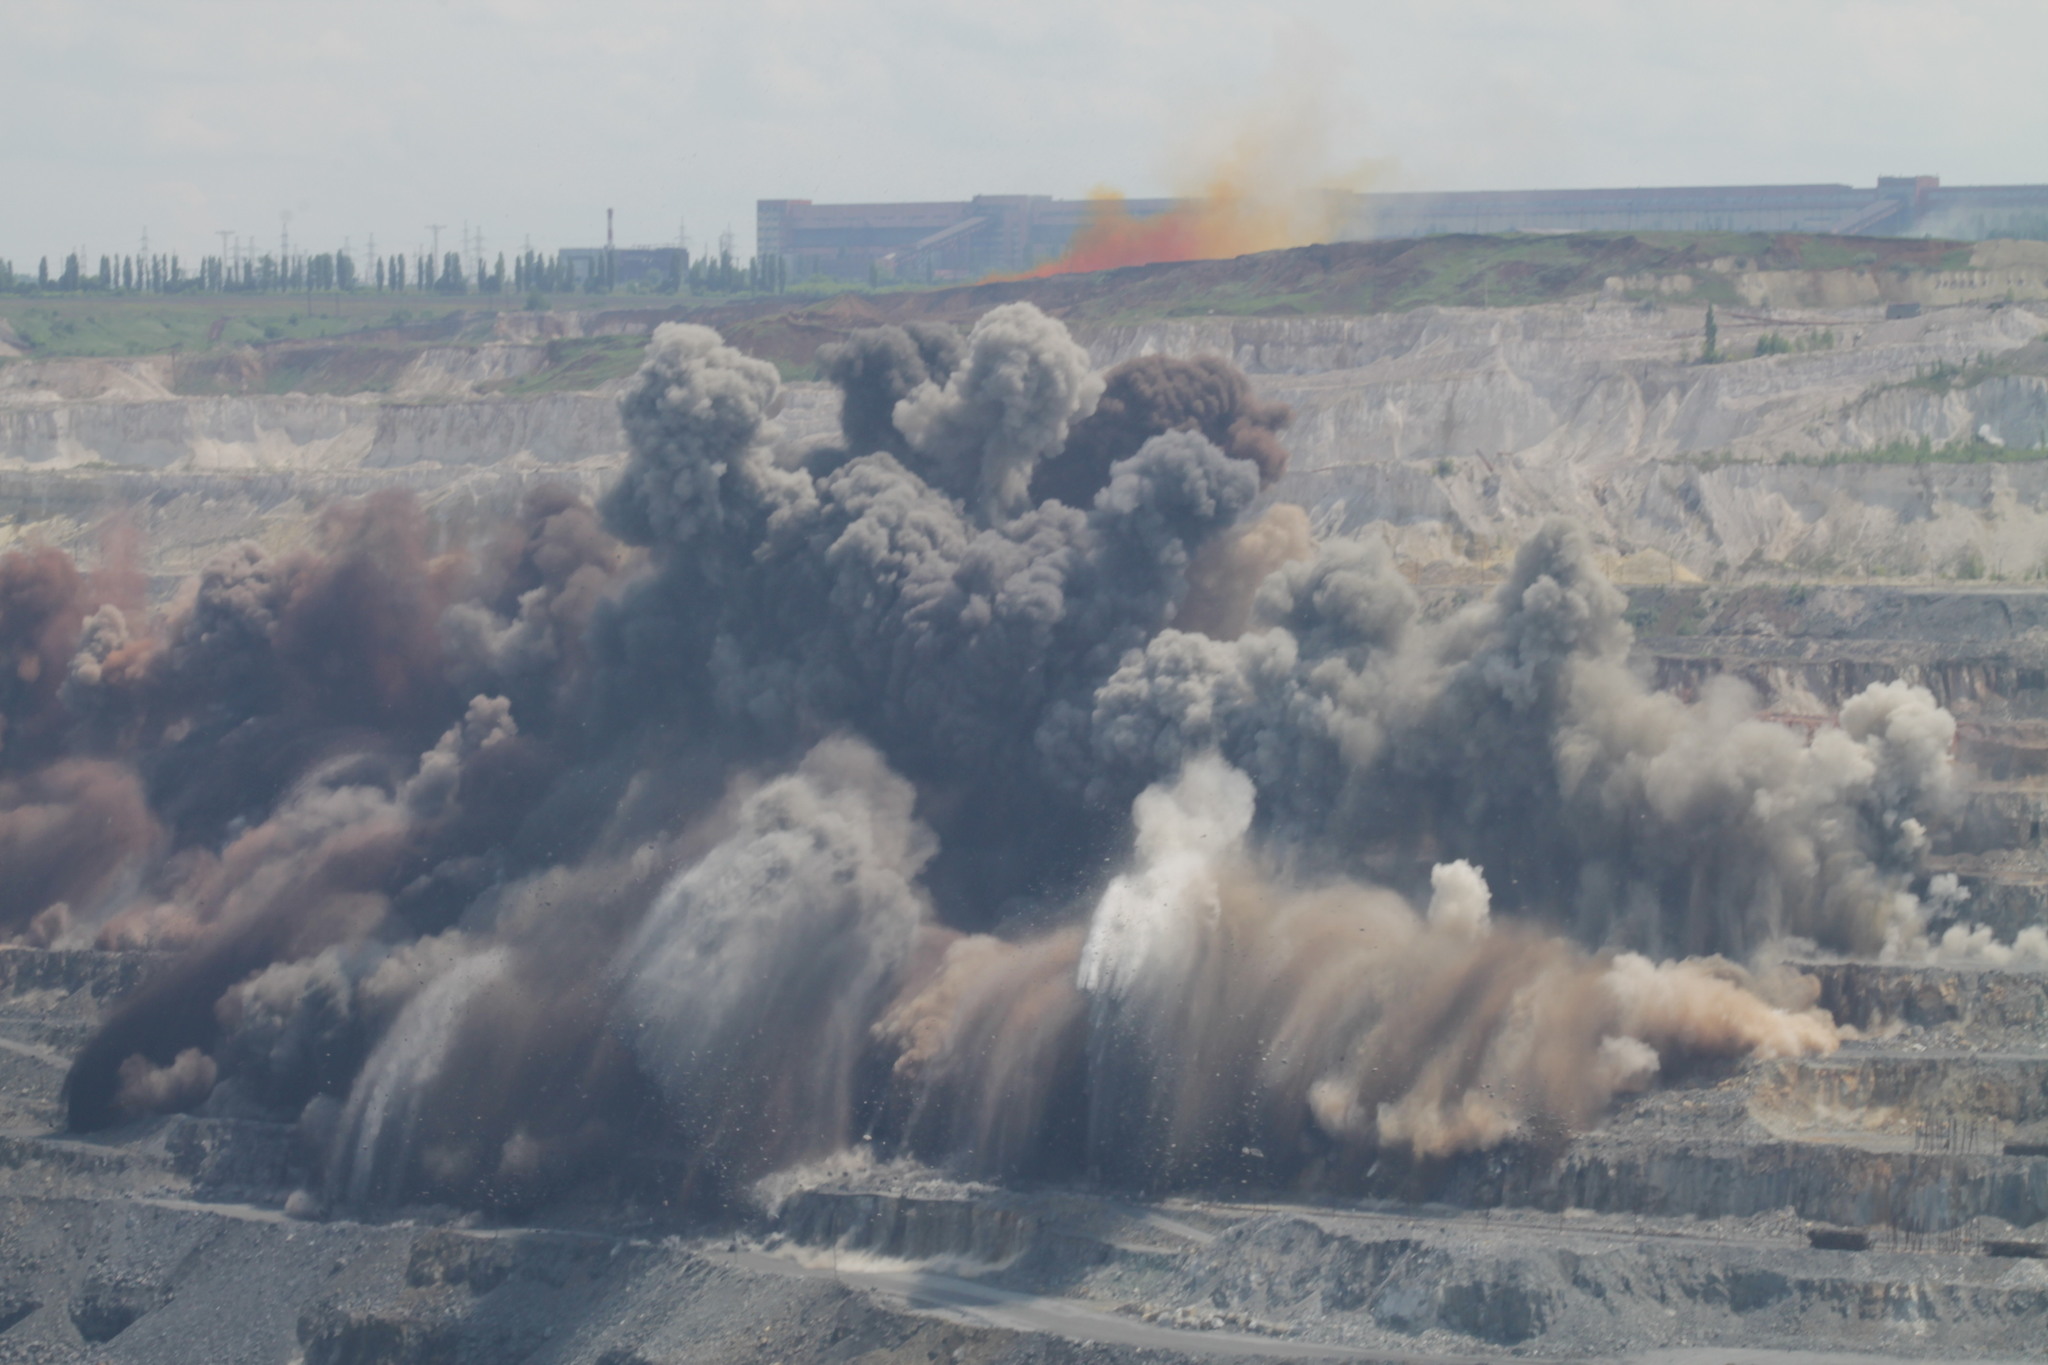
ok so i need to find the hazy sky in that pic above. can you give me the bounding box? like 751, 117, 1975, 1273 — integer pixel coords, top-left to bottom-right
7, 0, 2045, 266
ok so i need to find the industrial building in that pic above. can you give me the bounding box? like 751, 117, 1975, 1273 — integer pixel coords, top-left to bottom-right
756, 194, 1180, 281
760, 176, 2048, 281
1348, 176, 2048, 240
555, 245, 685, 291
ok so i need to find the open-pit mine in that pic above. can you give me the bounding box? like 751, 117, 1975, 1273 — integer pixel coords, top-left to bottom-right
1, 235, 2047, 1364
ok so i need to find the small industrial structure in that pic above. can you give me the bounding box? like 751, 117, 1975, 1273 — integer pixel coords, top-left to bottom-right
756, 194, 1180, 282
556, 206, 687, 291
554, 246, 685, 291
758, 176, 2048, 281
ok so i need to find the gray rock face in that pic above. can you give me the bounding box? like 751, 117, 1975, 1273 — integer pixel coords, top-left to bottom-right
5, 306, 2048, 1361
1084, 303, 2048, 579
6, 299, 2048, 583
11, 934, 2048, 1361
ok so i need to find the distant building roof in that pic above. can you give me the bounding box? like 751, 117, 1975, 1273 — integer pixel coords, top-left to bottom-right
758, 177, 2048, 281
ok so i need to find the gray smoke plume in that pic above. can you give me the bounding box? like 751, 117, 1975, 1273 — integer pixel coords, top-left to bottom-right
614, 736, 933, 1192
603, 324, 797, 552
31, 304, 1978, 1215
817, 322, 965, 460
880, 756, 1836, 1190
1070, 522, 1952, 957
443, 484, 628, 719
592, 310, 1263, 919
1171, 504, 1316, 641
0, 759, 157, 941
1029, 353, 1292, 511
66, 693, 526, 1129
890, 302, 1104, 521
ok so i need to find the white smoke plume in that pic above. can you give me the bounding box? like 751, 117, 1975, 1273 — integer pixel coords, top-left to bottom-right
1083, 758, 1841, 1178
614, 736, 935, 1191
327, 946, 510, 1206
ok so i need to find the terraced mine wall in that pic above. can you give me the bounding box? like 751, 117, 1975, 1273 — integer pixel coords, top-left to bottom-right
7, 942, 2048, 1360
0, 391, 625, 471
0, 463, 615, 593
5, 292, 2048, 1362
6, 298, 2048, 584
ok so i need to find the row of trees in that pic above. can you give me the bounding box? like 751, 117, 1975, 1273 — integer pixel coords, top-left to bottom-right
1, 243, 790, 298
0, 252, 220, 294
0, 249, 488, 297
695, 248, 787, 295
510, 244, 788, 296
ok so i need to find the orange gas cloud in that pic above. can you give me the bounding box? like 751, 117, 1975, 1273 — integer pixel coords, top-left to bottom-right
1015, 186, 1335, 279
1010, 37, 1383, 279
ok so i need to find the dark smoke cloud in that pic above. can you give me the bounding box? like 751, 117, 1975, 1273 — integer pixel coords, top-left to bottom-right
250, 491, 458, 733
1070, 522, 1951, 958
0, 759, 157, 941
21, 304, 1976, 1216
889, 303, 1104, 520
604, 325, 794, 552
443, 484, 627, 723
66, 693, 535, 1129
591, 313, 1263, 919
50, 492, 470, 857
1029, 353, 1292, 511
0, 545, 91, 766
0, 496, 575, 1132
635, 328, 1299, 920
817, 322, 964, 460
116, 492, 457, 741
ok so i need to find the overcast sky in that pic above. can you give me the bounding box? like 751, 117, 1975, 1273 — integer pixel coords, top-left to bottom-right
7, 0, 2045, 266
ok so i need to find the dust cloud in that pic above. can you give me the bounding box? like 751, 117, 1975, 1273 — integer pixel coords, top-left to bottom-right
0, 305, 1973, 1210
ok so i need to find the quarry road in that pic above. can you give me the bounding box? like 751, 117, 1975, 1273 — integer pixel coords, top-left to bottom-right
136, 1195, 298, 1224
707, 1245, 2048, 1365
1165, 1196, 1802, 1257
29, 1191, 2048, 1365
711, 1245, 1424, 1361
1631, 1353, 2044, 1365
0, 1032, 69, 1067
